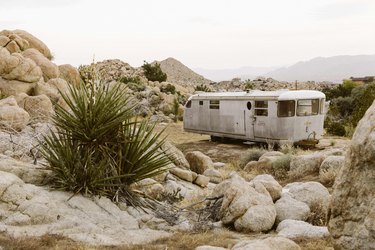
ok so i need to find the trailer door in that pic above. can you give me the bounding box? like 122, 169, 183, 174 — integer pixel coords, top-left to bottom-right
245, 101, 255, 139
253, 100, 269, 138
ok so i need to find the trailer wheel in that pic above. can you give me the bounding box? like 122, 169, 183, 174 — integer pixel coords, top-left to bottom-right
210, 136, 219, 142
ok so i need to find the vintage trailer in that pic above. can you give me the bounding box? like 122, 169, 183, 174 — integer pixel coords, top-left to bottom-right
183, 90, 326, 144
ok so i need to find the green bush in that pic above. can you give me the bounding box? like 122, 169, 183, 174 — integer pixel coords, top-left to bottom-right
240, 148, 267, 168
41, 83, 171, 201
119, 76, 141, 85
160, 83, 176, 94
142, 61, 167, 82
271, 155, 291, 180
194, 84, 212, 92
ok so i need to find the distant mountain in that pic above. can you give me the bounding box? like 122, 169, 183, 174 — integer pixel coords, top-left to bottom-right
157, 57, 212, 86
265, 55, 375, 83
194, 66, 277, 82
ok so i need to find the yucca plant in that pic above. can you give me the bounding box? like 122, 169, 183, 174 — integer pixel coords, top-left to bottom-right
41, 81, 172, 202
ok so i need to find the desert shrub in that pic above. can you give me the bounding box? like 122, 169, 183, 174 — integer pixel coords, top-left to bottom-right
41, 82, 171, 202
271, 154, 291, 180
127, 82, 146, 92
119, 76, 142, 85
319, 168, 338, 187
172, 96, 180, 122
142, 61, 167, 82
194, 84, 212, 92
239, 148, 267, 168
307, 201, 327, 226
324, 119, 346, 136
160, 83, 176, 94
243, 79, 254, 90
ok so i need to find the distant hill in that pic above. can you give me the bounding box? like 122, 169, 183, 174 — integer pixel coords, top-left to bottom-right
265, 55, 375, 83
156, 57, 212, 86
194, 66, 277, 82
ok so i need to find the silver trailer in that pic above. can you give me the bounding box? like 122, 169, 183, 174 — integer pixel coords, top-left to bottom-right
183, 90, 326, 144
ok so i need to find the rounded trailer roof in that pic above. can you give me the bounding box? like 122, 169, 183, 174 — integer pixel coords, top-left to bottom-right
190, 89, 325, 100
278, 90, 326, 100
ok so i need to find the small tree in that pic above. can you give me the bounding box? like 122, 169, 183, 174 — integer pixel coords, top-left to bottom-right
142, 61, 167, 82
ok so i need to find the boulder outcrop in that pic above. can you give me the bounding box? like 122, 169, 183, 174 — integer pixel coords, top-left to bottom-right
329, 101, 375, 250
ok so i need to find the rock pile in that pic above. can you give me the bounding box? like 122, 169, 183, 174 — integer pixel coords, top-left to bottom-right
0, 29, 80, 131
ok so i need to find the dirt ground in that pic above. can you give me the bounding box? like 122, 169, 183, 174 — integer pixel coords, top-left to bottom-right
157, 122, 350, 163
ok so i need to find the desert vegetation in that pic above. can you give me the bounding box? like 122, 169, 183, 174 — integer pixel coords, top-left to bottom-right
323, 79, 375, 136
41, 80, 172, 202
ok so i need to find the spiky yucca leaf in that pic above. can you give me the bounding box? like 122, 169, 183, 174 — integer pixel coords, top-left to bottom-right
41, 81, 172, 202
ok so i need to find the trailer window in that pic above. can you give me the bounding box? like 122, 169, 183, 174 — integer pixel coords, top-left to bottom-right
320, 98, 325, 114
278, 100, 295, 117
199, 101, 203, 105
186, 100, 191, 108
297, 99, 319, 116
254, 101, 268, 116
209, 100, 220, 109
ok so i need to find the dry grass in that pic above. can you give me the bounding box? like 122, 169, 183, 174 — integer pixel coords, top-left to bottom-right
294, 237, 333, 250
0, 233, 84, 250
319, 168, 337, 187
307, 201, 328, 226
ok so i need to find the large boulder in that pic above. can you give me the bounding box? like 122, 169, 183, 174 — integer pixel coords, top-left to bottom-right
17, 94, 54, 122
0, 30, 29, 53
34, 78, 69, 104
161, 141, 190, 169
319, 155, 344, 177
249, 174, 282, 201
203, 168, 223, 184
289, 153, 323, 177
22, 48, 59, 81
277, 219, 329, 239
185, 151, 213, 174
329, 101, 375, 250
211, 174, 276, 232
0, 170, 170, 245
58, 64, 81, 87
13, 29, 52, 59
0, 47, 42, 85
232, 237, 301, 250
0, 96, 30, 131
283, 181, 330, 212
275, 194, 310, 224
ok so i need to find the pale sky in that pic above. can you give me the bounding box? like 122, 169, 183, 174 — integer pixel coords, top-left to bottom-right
1, 0, 375, 69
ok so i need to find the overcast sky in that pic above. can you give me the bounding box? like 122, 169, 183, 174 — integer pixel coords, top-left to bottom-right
1, 0, 374, 69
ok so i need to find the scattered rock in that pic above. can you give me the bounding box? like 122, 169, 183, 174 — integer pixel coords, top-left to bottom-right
161, 141, 190, 169
193, 175, 210, 187
212, 174, 275, 232
277, 219, 329, 239
249, 174, 282, 201
232, 236, 301, 250
58, 64, 81, 87
275, 194, 310, 224
195, 246, 226, 250
289, 153, 323, 177
185, 151, 213, 174
169, 167, 194, 182
0, 96, 30, 131
213, 162, 225, 168
203, 169, 223, 184
283, 182, 330, 212
319, 155, 344, 177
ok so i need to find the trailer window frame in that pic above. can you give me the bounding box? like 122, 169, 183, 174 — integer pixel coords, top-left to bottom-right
320, 98, 325, 114
296, 99, 319, 116
209, 100, 220, 109
186, 100, 192, 108
277, 100, 295, 117
254, 100, 268, 116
